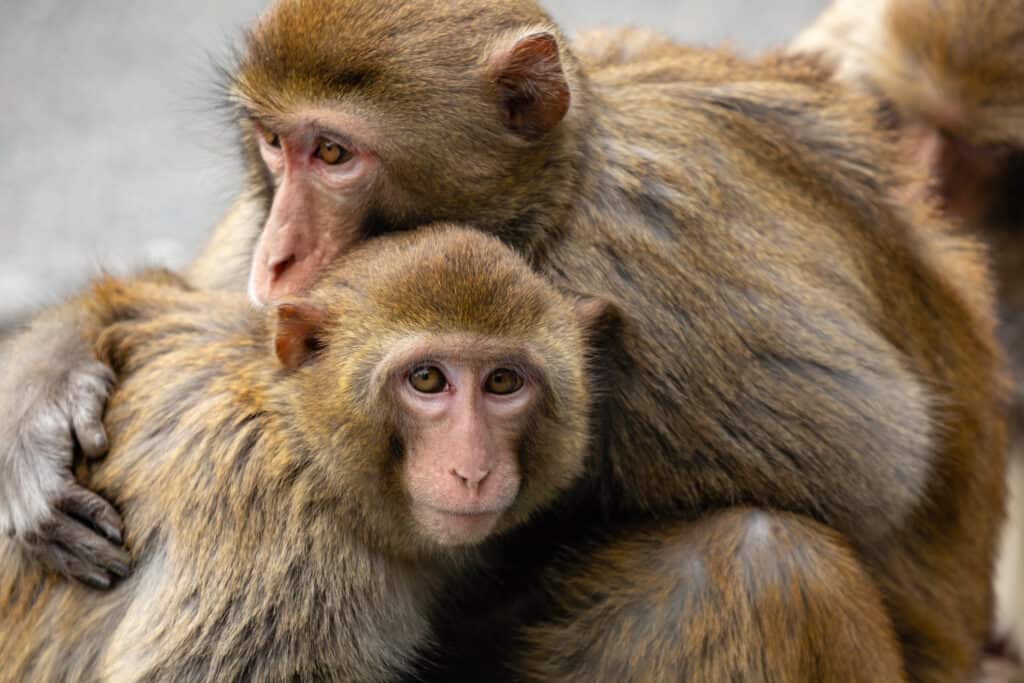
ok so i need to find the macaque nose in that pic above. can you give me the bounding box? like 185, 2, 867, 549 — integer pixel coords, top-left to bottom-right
450, 466, 490, 494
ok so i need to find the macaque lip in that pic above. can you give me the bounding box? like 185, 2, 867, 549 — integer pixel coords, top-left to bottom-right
425, 504, 505, 517
412, 503, 505, 546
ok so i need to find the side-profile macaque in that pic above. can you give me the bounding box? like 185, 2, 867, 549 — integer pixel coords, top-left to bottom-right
0, 225, 596, 682
793, 0, 1024, 662
0, 1, 1008, 680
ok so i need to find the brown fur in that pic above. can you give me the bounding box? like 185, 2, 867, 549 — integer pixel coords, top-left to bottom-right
795, 0, 1024, 666
204, 3, 1010, 681
795, 0, 1024, 433
519, 509, 906, 682
572, 26, 690, 70
0, 226, 593, 682
2, 0, 1009, 680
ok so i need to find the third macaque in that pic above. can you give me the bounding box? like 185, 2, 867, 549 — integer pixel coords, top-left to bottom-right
793, 0, 1024, 662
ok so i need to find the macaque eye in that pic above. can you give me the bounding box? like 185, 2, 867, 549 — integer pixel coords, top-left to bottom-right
259, 128, 281, 149
484, 368, 524, 395
409, 366, 447, 394
315, 139, 352, 165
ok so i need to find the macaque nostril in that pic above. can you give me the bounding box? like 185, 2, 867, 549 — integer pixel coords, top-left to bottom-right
451, 468, 489, 492
270, 254, 297, 281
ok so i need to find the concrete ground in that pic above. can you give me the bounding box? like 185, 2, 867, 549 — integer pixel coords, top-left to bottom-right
0, 0, 826, 325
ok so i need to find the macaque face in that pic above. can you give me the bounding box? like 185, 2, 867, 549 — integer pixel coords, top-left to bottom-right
234, 0, 575, 306
387, 341, 541, 546
247, 109, 382, 303
273, 226, 592, 560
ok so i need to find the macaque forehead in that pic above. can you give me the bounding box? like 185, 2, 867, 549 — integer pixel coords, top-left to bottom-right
329, 231, 569, 336
240, 104, 381, 152
236, 0, 556, 109
240, 2, 474, 101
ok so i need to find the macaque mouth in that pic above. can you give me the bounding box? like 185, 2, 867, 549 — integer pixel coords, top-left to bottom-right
417, 502, 508, 518
412, 502, 508, 546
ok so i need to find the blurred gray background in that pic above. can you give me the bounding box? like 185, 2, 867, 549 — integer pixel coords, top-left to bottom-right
0, 0, 827, 325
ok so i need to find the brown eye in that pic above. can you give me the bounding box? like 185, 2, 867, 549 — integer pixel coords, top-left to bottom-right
315, 139, 351, 165
409, 366, 447, 394
259, 127, 281, 148
485, 368, 524, 395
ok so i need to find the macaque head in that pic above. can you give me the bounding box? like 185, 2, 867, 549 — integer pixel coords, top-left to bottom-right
885, 0, 1024, 224
231, 0, 581, 304
801, 0, 1024, 225
270, 225, 609, 558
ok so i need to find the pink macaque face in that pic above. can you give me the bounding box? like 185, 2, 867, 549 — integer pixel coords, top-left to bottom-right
247, 110, 381, 304
392, 352, 540, 547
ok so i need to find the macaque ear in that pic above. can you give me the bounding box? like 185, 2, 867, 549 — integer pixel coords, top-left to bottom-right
274, 304, 328, 370
488, 32, 571, 139
574, 296, 622, 340
901, 121, 1004, 222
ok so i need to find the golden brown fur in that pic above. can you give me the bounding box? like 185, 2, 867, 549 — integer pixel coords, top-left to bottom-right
203, 2, 1006, 680
0, 1, 1009, 680
795, 0, 1024, 667
792, 0, 1024, 150
519, 509, 906, 682
0, 226, 593, 682
572, 26, 690, 70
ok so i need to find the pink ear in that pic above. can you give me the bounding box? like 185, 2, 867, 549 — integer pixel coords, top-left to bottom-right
575, 297, 619, 331
489, 32, 571, 139
573, 296, 623, 348
274, 304, 328, 370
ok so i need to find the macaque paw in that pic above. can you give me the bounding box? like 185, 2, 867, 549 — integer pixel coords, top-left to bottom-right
2, 360, 130, 588
19, 483, 131, 589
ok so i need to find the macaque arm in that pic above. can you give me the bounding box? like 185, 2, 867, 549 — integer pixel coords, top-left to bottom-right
0, 269, 187, 589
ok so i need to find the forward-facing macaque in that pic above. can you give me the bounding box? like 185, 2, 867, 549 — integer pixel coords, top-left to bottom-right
0, 225, 596, 682
0, 1, 1008, 680
793, 0, 1024, 663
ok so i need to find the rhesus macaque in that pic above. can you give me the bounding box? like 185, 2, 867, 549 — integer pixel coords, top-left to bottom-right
0, 225, 596, 682
0, 1, 1008, 680
793, 0, 1024, 664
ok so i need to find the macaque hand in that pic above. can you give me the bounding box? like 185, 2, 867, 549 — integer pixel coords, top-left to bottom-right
0, 317, 130, 589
